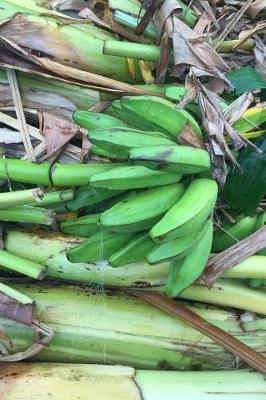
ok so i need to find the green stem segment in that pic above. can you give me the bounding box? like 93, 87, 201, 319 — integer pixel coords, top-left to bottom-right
0, 158, 120, 187
0, 206, 54, 225
0, 282, 33, 304
0, 188, 43, 208
32, 189, 75, 207
103, 39, 255, 62
0, 250, 46, 279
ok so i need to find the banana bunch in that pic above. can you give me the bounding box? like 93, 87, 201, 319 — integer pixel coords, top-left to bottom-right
64, 96, 218, 295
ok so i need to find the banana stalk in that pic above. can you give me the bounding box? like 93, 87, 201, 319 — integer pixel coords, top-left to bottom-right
0, 68, 100, 113
4, 228, 266, 286
0, 188, 43, 208
1, 362, 265, 400
1, 282, 266, 370
0, 0, 142, 83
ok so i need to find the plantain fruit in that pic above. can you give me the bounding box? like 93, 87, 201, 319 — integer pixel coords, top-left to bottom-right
89, 165, 182, 190
165, 219, 213, 297
212, 212, 266, 252
67, 186, 123, 211
67, 230, 135, 263
106, 100, 170, 134
109, 232, 155, 267
129, 145, 210, 174
88, 127, 174, 159
147, 229, 202, 265
73, 110, 127, 130
100, 183, 185, 233
150, 179, 218, 243
82, 190, 137, 214
60, 213, 101, 237
120, 96, 202, 138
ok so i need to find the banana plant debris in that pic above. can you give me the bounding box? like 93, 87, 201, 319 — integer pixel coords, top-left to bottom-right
0, 0, 266, 397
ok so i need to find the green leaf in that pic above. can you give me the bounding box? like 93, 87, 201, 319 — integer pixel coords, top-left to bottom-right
221, 137, 266, 215
226, 67, 266, 95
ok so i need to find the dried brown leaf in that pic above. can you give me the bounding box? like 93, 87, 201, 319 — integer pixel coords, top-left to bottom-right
202, 226, 266, 287
178, 124, 205, 149
38, 111, 90, 162
154, 0, 232, 89
246, 0, 266, 19
130, 290, 266, 375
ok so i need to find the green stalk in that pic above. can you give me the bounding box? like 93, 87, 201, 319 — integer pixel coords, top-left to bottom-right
0, 188, 43, 208
0, 158, 51, 185
1, 282, 265, 369
103, 38, 255, 62
0, 206, 54, 225
2, 363, 265, 400
31, 189, 75, 207
1, 0, 142, 83
0, 158, 122, 186
0, 250, 46, 279
4, 228, 169, 287
104, 41, 161, 62
4, 229, 266, 287
218, 39, 255, 53
0, 282, 33, 304
223, 256, 266, 279
179, 279, 266, 315
0, 68, 100, 112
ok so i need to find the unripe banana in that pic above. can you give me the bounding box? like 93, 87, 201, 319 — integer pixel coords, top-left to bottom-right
73, 110, 127, 130
212, 212, 266, 252
165, 219, 213, 297
67, 230, 135, 263
100, 183, 185, 233
120, 96, 202, 138
60, 213, 101, 237
88, 127, 174, 159
89, 165, 182, 190
67, 186, 123, 211
147, 229, 201, 265
106, 100, 168, 133
109, 232, 154, 267
150, 179, 218, 243
83, 191, 137, 214
129, 145, 210, 174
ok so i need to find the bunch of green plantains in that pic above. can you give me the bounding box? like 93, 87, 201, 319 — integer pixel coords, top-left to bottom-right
0, 95, 222, 297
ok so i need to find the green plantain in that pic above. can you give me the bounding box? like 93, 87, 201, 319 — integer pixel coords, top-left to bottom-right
100, 183, 185, 233
120, 96, 202, 138
150, 179, 218, 243
73, 110, 127, 130
89, 165, 182, 190
67, 230, 135, 263
165, 219, 213, 297
109, 232, 155, 267
88, 127, 174, 159
67, 186, 123, 211
129, 145, 210, 174
60, 214, 101, 237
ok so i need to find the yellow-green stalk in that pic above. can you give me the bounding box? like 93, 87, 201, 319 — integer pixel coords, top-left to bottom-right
1, 282, 265, 370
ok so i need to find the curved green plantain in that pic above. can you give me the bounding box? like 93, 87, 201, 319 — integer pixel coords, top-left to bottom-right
120, 96, 202, 138
165, 219, 213, 297
109, 232, 155, 267
129, 145, 210, 174
212, 212, 266, 252
147, 229, 201, 265
73, 110, 127, 130
60, 213, 101, 237
67, 186, 123, 211
89, 165, 182, 190
106, 100, 172, 136
150, 179, 218, 243
100, 183, 185, 233
67, 230, 135, 263
88, 127, 174, 159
